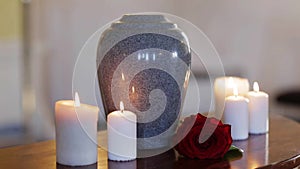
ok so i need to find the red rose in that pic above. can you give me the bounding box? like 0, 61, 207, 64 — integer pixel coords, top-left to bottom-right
175, 113, 232, 159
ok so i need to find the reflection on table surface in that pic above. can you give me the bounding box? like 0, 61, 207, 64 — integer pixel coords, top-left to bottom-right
56, 149, 231, 169
0, 115, 299, 169
231, 134, 268, 169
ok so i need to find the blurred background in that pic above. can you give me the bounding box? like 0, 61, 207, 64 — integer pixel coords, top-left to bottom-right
1, 0, 300, 147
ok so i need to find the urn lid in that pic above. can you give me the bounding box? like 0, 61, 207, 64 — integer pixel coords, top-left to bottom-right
111, 14, 176, 30
120, 14, 167, 23
97, 14, 190, 63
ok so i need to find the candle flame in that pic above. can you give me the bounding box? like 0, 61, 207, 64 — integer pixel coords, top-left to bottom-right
253, 81, 259, 92
121, 73, 125, 81
184, 69, 191, 88
228, 77, 234, 88
74, 92, 81, 107
132, 86, 135, 93
120, 101, 124, 112
233, 86, 238, 97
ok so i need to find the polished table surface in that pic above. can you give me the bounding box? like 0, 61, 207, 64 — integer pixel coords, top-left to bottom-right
0, 114, 299, 169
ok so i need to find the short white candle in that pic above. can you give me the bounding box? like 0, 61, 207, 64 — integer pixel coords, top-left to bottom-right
224, 87, 249, 140
247, 82, 269, 134
107, 101, 137, 161
214, 77, 249, 118
55, 92, 99, 166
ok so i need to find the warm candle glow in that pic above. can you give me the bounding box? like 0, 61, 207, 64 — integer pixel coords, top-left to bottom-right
120, 101, 124, 112
228, 77, 234, 88
233, 86, 239, 97
74, 92, 80, 107
132, 86, 135, 93
184, 70, 190, 88
253, 82, 260, 92
55, 92, 99, 165
248, 81, 269, 134
108, 101, 137, 161
121, 73, 125, 81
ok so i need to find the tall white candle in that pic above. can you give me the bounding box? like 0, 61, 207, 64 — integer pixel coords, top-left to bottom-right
107, 101, 137, 161
55, 92, 99, 166
224, 87, 249, 140
214, 77, 249, 118
247, 82, 269, 134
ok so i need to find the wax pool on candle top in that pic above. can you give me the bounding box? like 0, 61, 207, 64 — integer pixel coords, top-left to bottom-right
247, 82, 269, 134
55, 92, 99, 166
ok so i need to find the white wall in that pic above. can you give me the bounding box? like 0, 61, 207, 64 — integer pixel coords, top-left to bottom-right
0, 1, 23, 131
0, 41, 22, 128
28, 0, 177, 139
33, 0, 176, 104
174, 0, 300, 101
36, 0, 300, 105
27, 0, 300, 139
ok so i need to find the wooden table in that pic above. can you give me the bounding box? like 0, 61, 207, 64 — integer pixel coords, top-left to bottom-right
0, 114, 299, 169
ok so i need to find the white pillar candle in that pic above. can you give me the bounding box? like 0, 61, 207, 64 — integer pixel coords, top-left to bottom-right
55, 92, 99, 166
214, 76, 249, 118
224, 87, 249, 140
247, 82, 269, 134
107, 101, 137, 161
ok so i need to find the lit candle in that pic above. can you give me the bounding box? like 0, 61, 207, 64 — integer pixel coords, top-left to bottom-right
224, 87, 249, 140
247, 82, 269, 134
214, 77, 249, 118
107, 101, 137, 161
55, 92, 99, 166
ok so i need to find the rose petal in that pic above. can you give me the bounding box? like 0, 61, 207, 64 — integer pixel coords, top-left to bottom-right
175, 113, 233, 159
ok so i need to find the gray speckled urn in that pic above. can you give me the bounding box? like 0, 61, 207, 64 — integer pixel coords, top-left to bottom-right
97, 14, 191, 150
